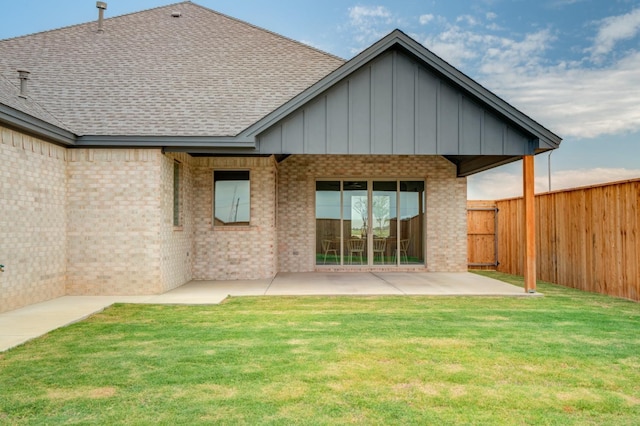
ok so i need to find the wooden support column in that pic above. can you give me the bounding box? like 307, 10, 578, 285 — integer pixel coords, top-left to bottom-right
523, 155, 536, 292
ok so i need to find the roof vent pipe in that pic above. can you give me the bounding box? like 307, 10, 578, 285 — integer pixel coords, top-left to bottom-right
96, 2, 107, 32
17, 70, 30, 98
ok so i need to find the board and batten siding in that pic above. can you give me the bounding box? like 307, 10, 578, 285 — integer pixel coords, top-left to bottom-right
258, 49, 531, 156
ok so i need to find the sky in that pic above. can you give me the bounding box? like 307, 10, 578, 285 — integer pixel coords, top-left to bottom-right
2, 0, 640, 199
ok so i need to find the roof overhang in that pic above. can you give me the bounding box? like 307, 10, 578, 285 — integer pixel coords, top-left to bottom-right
444, 155, 524, 177
75, 135, 256, 151
0, 104, 76, 146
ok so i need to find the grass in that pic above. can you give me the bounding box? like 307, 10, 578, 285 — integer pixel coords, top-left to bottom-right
1, 272, 639, 425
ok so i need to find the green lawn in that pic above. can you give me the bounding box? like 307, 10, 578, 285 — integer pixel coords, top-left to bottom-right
1, 272, 639, 425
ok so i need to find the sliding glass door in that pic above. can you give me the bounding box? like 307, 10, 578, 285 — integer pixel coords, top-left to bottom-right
343, 181, 368, 264
398, 181, 425, 265
315, 181, 341, 265
372, 182, 396, 265
315, 180, 425, 266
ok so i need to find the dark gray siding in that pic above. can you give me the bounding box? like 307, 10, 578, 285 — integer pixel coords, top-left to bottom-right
258, 49, 532, 156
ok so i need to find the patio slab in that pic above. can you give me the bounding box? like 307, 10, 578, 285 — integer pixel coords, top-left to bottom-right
265, 272, 402, 295
0, 272, 536, 352
150, 279, 273, 304
374, 272, 533, 296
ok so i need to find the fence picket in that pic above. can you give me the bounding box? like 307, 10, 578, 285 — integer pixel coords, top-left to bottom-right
468, 178, 640, 301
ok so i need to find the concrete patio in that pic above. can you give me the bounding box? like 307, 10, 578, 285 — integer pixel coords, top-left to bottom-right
0, 272, 538, 352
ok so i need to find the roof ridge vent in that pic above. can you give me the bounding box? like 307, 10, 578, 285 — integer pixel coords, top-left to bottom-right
17, 70, 30, 98
96, 2, 107, 33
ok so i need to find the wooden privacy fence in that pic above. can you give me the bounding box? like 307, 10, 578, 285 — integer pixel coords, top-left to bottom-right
467, 179, 640, 301
467, 200, 498, 269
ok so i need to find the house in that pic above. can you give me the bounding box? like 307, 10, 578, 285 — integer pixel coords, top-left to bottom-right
0, 2, 561, 313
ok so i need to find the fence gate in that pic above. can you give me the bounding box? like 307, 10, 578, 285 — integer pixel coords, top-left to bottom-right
467, 201, 498, 269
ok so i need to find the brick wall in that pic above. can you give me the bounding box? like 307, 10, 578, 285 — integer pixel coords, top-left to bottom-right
160, 152, 194, 291
1, 132, 468, 313
66, 149, 164, 295
276, 155, 467, 272
0, 126, 67, 312
192, 157, 277, 280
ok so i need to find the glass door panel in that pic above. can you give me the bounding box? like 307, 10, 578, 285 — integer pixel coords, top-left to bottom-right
316, 179, 425, 267
372, 181, 397, 265
315, 181, 341, 265
398, 181, 425, 264
343, 181, 368, 265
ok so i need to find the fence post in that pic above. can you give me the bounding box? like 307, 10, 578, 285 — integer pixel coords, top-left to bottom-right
523, 155, 536, 292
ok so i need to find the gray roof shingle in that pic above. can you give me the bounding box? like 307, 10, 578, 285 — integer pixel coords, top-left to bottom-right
0, 74, 72, 131
0, 1, 344, 137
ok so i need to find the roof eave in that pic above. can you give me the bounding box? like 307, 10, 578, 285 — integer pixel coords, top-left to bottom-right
445, 155, 523, 177
0, 104, 76, 146
75, 135, 256, 150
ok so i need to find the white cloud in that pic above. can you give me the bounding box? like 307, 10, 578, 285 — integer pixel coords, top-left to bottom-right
590, 8, 640, 60
422, 24, 553, 70
486, 12, 497, 21
343, 5, 640, 139
456, 15, 478, 26
421, 25, 492, 67
417, 16, 640, 139
483, 50, 640, 138
347, 5, 397, 52
349, 5, 391, 21
467, 171, 522, 200
419, 14, 434, 25
550, 168, 640, 190
468, 167, 640, 200
479, 29, 554, 74
550, 0, 585, 6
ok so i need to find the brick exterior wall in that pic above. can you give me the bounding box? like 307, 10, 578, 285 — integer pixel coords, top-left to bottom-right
192, 157, 278, 280
1, 129, 467, 313
67, 150, 198, 295
66, 149, 164, 295
160, 152, 195, 291
0, 126, 67, 312
276, 155, 468, 273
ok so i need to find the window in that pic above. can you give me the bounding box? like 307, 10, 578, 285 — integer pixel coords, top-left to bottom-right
214, 170, 250, 226
173, 161, 181, 227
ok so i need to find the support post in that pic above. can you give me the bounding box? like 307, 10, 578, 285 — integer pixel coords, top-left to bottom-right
523, 155, 536, 292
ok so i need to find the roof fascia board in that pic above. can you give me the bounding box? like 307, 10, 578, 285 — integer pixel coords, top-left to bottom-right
75, 135, 256, 149
241, 29, 561, 149
164, 146, 260, 155
0, 104, 76, 146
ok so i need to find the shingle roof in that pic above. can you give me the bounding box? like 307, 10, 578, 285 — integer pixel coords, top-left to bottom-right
0, 74, 71, 131
0, 1, 344, 137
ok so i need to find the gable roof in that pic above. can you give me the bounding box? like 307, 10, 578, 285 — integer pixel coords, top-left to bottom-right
229, 29, 562, 176
0, 1, 343, 137
244, 30, 561, 151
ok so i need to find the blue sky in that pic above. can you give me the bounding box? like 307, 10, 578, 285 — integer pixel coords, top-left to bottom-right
2, 0, 640, 199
